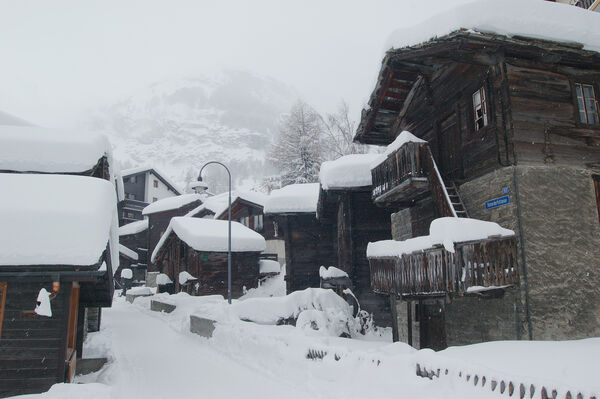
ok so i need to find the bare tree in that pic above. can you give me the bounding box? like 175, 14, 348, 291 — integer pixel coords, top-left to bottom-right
322, 101, 366, 158
269, 101, 325, 186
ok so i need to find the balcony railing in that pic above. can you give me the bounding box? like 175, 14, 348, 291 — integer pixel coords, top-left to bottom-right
369, 236, 518, 298
371, 142, 430, 204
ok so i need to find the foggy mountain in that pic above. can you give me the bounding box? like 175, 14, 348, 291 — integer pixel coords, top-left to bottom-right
87, 70, 298, 193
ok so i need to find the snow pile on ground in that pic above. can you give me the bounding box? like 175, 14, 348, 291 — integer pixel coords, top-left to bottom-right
118, 219, 148, 236
142, 194, 202, 216
259, 259, 281, 274
319, 154, 381, 189
264, 183, 320, 214
367, 217, 514, 257
152, 217, 266, 262
0, 174, 117, 266
384, 0, 600, 53
127, 286, 155, 295
0, 126, 111, 174
241, 266, 286, 299
319, 266, 349, 279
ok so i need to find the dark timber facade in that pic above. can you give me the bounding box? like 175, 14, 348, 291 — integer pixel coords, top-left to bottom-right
355, 31, 600, 349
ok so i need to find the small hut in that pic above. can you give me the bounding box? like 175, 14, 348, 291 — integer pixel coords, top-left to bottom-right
263, 183, 336, 293
142, 194, 204, 272
0, 173, 117, 397
117, 219, 149, 282
151, 217, 266, 297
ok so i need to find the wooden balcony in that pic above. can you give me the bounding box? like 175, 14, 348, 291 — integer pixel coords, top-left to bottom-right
371, 141, 430, 205
369, 236, 519, 298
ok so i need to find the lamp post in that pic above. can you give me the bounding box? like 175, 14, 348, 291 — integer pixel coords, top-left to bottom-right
197, 161, 232, 304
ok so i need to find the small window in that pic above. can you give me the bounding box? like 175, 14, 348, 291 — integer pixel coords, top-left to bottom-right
575, 83, 599, 125
126, 212, 135, 219
253, 215, 264, 231
273, 221, 279, 237
153, 197, 158, 202
126, 193, 136, 200
129, 176, 136, 183
472, 87, 488, 131
153, 180, 159, 188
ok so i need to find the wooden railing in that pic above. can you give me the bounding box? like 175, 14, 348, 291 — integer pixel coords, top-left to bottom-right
369, 237, 518, 297
371, 142, 428, 199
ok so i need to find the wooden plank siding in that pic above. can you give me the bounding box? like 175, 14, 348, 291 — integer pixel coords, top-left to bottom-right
0, 281, 72, 398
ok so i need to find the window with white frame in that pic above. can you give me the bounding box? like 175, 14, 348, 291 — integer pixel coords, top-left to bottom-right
472, 87, 488, 131
253, 215, 263, 231
575, 83, 599, 125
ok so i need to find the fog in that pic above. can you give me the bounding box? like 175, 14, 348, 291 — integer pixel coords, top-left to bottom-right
0, 0, 480, 128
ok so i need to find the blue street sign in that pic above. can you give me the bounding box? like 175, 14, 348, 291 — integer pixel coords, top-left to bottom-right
485, 195, 510, 210
501, 186, 510, 194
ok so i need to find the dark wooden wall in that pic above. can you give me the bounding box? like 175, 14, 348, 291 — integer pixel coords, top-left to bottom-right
278, 214, 336, 293
147, 200, 202, 272
215, 200, 280, 240
157, 236, 261, 298
0, 280, 70, 398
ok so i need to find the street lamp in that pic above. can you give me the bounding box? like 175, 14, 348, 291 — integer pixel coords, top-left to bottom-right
197, 161, 232, 304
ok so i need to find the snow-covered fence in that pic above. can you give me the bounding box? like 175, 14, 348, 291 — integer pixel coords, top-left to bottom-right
415, 363, 597, 399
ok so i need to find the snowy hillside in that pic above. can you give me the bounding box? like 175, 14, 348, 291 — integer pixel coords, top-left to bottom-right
87, 71, 297, 192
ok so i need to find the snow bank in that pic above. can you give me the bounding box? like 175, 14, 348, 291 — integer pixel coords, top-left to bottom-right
0, 126, 111, 173
128, 286, 155, 295
319, 154, 381, 189
118, 244, 138, 261
259, 259, 281, 274
179, 271, 197, 285
264, 183, 320, 214
0, 174, 116, 266
319, 266, 349, 279
118, 219, 148, 236
367, 217, 514, 257
152, 217, 266, 261
384, 0, 600, 54
142, 194, 202, 216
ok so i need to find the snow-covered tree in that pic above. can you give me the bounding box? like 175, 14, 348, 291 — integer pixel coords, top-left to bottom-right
269, 101, 325, 186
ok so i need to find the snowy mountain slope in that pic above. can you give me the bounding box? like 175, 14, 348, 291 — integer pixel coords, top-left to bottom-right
87, 71, 297, 192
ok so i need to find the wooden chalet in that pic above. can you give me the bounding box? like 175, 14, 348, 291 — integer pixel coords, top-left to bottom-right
151, 217, 266, 297
215, 191, 285, 264
317, 154, 394, 326
354, 1, 600, 349
264, 183, 336, 293
142, 194, 203, 273
0, 174, 117, 398
116, 219, 149, 283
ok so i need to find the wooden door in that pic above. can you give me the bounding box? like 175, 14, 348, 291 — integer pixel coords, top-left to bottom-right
65, 282, 80, 382
438, 112, 463, 180
419, 302, 447, 351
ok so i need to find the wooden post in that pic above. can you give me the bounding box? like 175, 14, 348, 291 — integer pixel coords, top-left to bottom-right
390, 294, 399, 342
407, 301, 413, 347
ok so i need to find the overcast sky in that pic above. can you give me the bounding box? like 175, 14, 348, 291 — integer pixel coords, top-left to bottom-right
0, 0, 478, 128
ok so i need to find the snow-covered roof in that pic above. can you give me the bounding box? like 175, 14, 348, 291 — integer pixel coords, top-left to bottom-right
214, 190, 268, 219
121, 166, 182, 195
0, 173, 117, 266
142, 194, 202, 216
319, 154, 381, 190
186, 192, 229, 218
319, 266, 349, 280
152, 217, 266, 261
367, 217, 514, 258
119, 244, 139, 261
263, 183, 320, 215
0, 126, 111, 174
118, 219, 148, 236
259, 259, 281, 274
385, 0, 600, 54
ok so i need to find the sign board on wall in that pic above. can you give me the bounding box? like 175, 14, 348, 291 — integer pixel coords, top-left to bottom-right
485, 195, 510, 210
